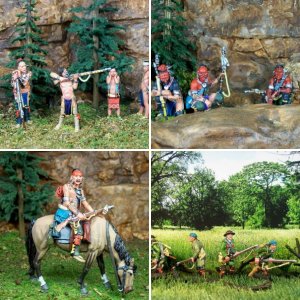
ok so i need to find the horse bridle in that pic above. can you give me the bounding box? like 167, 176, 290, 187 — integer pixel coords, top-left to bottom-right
106, 221, 134, 293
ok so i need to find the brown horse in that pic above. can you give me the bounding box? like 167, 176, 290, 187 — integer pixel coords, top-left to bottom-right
26, 215, 135, 295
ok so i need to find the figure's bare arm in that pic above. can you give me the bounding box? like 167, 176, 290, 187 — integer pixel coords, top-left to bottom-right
106, 75, 111, 84
72, 74, 79, 90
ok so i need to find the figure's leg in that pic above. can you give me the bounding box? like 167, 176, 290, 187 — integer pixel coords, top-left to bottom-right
55, 97, 65, 130
78, 251, 98, 295
33, 249, 49, 292
71, 222, 85, 263
143, 91, 149, 118
72, 98, 80, 132
96, 253, 112, 289
15, 102, 22, 128
108, 108, 112, 117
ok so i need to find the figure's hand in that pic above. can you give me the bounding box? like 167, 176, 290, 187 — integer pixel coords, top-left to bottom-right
28, 71, 32, 78
73, 74, 79, 80
224, 256, 230, 262
152, 90, 160, 97
12, 71, 19, 80
161, 90, 171, 97
191, 257, 195, 263
77, 212, 86, 220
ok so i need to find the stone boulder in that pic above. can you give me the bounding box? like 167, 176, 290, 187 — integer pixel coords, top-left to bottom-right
152, 105, 300, 149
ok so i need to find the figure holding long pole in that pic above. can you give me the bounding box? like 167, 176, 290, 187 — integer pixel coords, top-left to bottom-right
11, 59, 32, 128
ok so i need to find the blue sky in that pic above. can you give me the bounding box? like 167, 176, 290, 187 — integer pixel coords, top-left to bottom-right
189, 150, 296, 181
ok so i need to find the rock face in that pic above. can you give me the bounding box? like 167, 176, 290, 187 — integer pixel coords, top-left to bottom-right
36, 151, 149, 240
152, 105, 300, 149
0, 0, 148, 101
183, 0, 300, 106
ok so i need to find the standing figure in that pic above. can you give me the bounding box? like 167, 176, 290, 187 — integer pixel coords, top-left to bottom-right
248, 240, 277, 277
11, 59, 32, 128
266, 64, 292, 105
138, 61, 149, 118
151, 64, 184, 117
186, 65, 224, 112
51, 68, 80, 132
53, 169, 95, 263
188, 232, 206, 277
218, 230, 236, 276
106, 68, 121, 119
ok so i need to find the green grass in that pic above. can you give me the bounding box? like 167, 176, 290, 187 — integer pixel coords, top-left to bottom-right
0, 231, 149, 300
0, 102, 149, 149
152, 227, 300, 300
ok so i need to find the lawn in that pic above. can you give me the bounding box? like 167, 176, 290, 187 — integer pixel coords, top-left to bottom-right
0, 102, 149, 149
152, 227, 300, 300
0, 231, 149, 300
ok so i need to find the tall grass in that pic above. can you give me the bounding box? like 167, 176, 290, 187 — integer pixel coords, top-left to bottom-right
152, 227, 300, 300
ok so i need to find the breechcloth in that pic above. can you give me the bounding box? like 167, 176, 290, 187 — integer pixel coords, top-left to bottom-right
54, 208, 72, 223
64, 99, 72, 115
138, 90, 144, 107
15, 92, 30, 124
108, 96, 120, 109
60, 97, 78, 116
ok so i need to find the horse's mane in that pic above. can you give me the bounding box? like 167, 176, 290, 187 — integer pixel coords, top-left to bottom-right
110, 223, 132, 266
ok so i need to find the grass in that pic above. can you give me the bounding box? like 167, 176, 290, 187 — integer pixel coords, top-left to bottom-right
0, 231, 149, 300
152, 227, 300, 300
0, 102, 149, 149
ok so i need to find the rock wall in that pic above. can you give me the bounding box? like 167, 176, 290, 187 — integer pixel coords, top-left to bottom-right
183, 0, 300, 105
0, 0, 148, 101
36, 151, 149, 240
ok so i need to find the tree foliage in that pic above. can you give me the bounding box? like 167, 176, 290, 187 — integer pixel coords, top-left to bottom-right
0, 152, 54, 237
151, 0, 196, 74
0, 0, 56, 105
151, 156, 299, 230
68, 0, 134, 107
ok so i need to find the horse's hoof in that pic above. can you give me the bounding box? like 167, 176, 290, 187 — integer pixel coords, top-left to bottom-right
104, 281, 112, 289
40, 284, 48, 293
80, 287, 88, 295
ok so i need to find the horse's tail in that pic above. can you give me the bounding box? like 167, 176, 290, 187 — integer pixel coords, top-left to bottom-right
26, 220, 37, 277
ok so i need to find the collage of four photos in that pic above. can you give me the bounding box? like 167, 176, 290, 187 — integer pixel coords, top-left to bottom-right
0, 1, 300, 299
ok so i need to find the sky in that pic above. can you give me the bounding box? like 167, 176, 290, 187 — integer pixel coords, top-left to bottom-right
188, 150, 298, 181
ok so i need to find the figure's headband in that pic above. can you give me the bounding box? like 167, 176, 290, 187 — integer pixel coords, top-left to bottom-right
143, 61, 149, 66
72, 169, 83, 176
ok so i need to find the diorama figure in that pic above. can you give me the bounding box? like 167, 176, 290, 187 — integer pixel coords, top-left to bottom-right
151, 64, 184, 117
53, 169, 94, 262
188, 232, 206, 276
11, 59, 32, 127
50, 68, 80, 132
248, 240, 277, 277
218, 230, 236, 276
138, 61, 149, 118
151, 235, 174, 273
186, 65, 224, 112
106, 68, 121, 119
266, 64, 292, 105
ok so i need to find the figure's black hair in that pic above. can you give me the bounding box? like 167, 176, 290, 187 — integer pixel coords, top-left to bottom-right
57, 67, 65, 76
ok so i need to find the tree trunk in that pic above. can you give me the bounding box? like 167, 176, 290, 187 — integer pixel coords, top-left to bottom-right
26, 0, 32, 58
17, 168, 25, 238
92, 10, 100, 108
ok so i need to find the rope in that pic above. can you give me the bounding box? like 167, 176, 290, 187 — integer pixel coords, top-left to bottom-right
79, 75, 91, 82
222, 71, 231, 98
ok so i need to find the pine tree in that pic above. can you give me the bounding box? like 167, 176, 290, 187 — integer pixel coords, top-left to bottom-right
152, 0, 196, 74
68, 0, 134, 108
0, 0, 56, 105
0, 152, 54, 238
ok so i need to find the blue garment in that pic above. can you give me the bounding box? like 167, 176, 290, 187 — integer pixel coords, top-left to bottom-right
138, 90, 144, 107
15, 92, 30, 124
54, 208, 72, 223
64, 99, 72, 115
153, 78, 180, 117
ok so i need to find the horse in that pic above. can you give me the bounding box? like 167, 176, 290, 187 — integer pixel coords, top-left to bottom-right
26, 215, 135, 295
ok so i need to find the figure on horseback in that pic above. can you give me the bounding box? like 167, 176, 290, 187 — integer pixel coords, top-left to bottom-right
52, 168, 94, 263
26, 170, 136, 295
